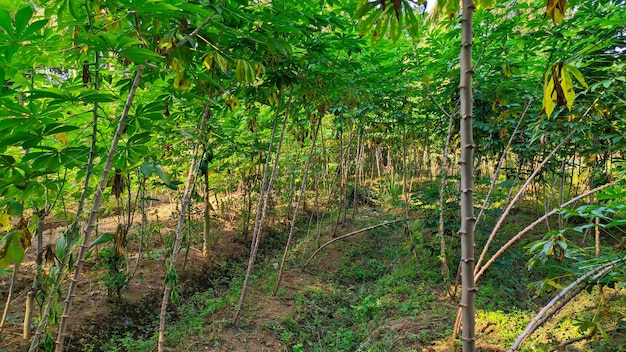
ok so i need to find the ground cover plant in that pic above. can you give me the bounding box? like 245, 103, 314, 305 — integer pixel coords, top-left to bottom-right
0, 0, 624, 351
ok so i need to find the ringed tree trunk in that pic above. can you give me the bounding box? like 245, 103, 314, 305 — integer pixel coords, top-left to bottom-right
458, 0, 477, 351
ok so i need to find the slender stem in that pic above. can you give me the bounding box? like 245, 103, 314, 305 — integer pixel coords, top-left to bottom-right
474, 181, 617, 283
157, 102, 211, 352
233, 86, 293, 325
509, 256, 626, 351
474, 126, 578, 275
438, 112, 454, 286
274, 117, 321, 295
303, 218, 410, 267
473, 99, 531, 233
0, 264, 18, 336
54, 65, 145, 352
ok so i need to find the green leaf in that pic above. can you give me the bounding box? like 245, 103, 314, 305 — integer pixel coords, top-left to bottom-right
68, 0, 84, 21
140, 162, 156, 177
0, 154, 15, 166
0, 10, 15, 39
564, 64, 588, 89
7, 201, 23, 217
354, 1, 377, 20
42, 123, 79, 136
389, 11, 402, 43
128, 132, 152, 145
371, 7, 392, 47
89, 233, 114, 248
358, 6, 382, 37
119, 48, 162, 63
78, 91, 118, 103
404, 0, 420, 39
22, 19, 48, 40
14, 6, 33, 38
154, 164, 172, 184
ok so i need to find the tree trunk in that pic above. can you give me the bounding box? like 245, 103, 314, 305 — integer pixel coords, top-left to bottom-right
458, 0, 476, 350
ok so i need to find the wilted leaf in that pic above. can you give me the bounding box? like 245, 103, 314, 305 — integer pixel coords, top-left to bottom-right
543, 73, 556, 118
0, 230, 27, 268
564, 64, 588, 89
0, 213, 10, 228
109, 168, 125, 199
560, 67, 575, 110
546, 0, 567, 24
55, 133, 68, 144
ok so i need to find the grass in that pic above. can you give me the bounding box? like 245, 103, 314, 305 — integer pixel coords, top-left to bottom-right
93, 193, 625, 352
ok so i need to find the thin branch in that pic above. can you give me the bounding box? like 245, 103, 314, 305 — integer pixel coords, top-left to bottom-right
474, 125, 579, 275
274, 117, 321, 295
551, 326, 625, 351
54, 64, 146, 352
303, 218, 410, 267
474, 99, 531, 232
157, 101, 211, 352
509, 256, 626, 351
163, 16, 213, 55
438, 112, 454, 286
233, 86, 294, 325
475, 181, 617, 283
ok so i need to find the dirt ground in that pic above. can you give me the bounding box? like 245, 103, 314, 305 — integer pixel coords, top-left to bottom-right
0, 195, 293, 352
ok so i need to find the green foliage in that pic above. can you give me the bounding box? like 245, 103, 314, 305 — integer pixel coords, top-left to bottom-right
0, 0, 623, 350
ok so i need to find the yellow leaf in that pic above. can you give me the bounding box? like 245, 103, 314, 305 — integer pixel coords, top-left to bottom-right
0, 213, 10, 227
171, 58, 183, 73
215, 53, 228, 73
229, 95, 240, 112
244, 61, 254, 82
564, 64, 588, 89
55, 133, 68, 144
546, 0, 567, 24
203, 53, 213, 71
235, 59, 245, 81
553, 8, 564, 24
173, 74, 189, 90
543, 75, 556, 118
560, 67, 575, 110
255, 63, 265, 78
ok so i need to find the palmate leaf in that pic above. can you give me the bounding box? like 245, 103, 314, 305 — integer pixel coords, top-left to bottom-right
14, 6, 33, 38
354, 0, 377, 20
542, 62, 588, 118
389, 8, 403, 43
357, 5, 382, 37
404, 0, 420, 39
371, 6, 392, 46
0, 10, 13, 37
